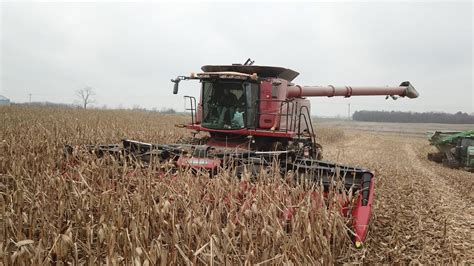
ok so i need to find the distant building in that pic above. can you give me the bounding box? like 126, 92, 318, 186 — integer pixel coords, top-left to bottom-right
0, 95, 11, 106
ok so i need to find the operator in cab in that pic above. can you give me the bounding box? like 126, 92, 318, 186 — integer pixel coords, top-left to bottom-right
216, 88, 238, 128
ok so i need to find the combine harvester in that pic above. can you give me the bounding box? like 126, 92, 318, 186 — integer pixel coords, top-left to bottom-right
428, 130, 474, 171
69, 60, 419, 247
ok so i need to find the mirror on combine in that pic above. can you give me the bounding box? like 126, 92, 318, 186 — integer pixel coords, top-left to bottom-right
173, 81, 179, 94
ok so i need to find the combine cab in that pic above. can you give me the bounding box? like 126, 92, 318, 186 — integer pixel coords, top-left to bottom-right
428, 130, 474, 171
67, 60, 419, 246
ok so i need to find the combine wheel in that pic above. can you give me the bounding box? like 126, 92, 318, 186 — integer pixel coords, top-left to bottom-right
442, 151, 460, 168
272, 141, 291, 162
271, 141, 284, 152
427, 152, 443, 163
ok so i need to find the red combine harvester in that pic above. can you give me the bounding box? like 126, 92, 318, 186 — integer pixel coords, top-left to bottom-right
70, 60, 418, 247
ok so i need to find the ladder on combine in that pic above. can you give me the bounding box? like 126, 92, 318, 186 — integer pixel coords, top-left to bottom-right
256, 99, 317, 156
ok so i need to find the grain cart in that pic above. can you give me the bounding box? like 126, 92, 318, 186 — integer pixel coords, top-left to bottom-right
428, 130, 474, 171
68, 61, 419, 246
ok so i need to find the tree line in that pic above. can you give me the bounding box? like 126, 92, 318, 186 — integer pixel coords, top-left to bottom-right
352, 110, 474, 124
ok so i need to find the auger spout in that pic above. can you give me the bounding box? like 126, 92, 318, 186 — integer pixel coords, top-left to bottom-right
287, 81, 418, 99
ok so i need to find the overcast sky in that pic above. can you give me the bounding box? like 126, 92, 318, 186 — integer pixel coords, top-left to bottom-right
1, 2, 472, 116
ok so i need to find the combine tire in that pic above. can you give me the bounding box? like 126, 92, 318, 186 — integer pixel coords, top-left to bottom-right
428, 152, 443, 163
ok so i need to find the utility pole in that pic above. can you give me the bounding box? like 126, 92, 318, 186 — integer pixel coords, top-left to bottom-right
28, 93, 32, 104
348, 103, 351, 120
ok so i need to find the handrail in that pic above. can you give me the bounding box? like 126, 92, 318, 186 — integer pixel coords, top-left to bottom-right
297, 105, 316, 153
184, 96, 197, 125
256, 99, 296, 133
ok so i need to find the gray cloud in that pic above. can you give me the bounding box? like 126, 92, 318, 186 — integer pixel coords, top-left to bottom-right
1, 2, 472, 116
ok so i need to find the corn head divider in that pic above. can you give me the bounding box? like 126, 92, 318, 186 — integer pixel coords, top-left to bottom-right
67, 60, 418, 247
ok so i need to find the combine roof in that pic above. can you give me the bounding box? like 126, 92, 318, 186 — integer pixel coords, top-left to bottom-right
201, 65, 299, 81
0, 95, 10, 101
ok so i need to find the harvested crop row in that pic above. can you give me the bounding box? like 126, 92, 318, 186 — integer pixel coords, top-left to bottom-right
323, 132, 474, 263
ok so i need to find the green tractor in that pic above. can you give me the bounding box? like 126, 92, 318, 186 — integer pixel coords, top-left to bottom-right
427, 130, 474, 171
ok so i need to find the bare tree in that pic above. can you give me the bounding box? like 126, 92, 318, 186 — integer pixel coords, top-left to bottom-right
76, 87, 95, 109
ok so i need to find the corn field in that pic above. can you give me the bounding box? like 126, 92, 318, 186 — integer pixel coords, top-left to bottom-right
1, 106, 472, 264
1, 106, 359, 265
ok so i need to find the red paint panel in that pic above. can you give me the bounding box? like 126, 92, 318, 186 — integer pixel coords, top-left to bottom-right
351, 174, 375, 244
185, 124, 297, 138
259, 81, 279, 129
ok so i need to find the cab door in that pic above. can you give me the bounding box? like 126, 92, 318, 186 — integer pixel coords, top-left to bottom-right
259, 81, 279, 129
243, 82, 259, 128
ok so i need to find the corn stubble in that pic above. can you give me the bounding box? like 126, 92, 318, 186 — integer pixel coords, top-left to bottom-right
323, 131, 474, 263
1, 106, 361, 265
